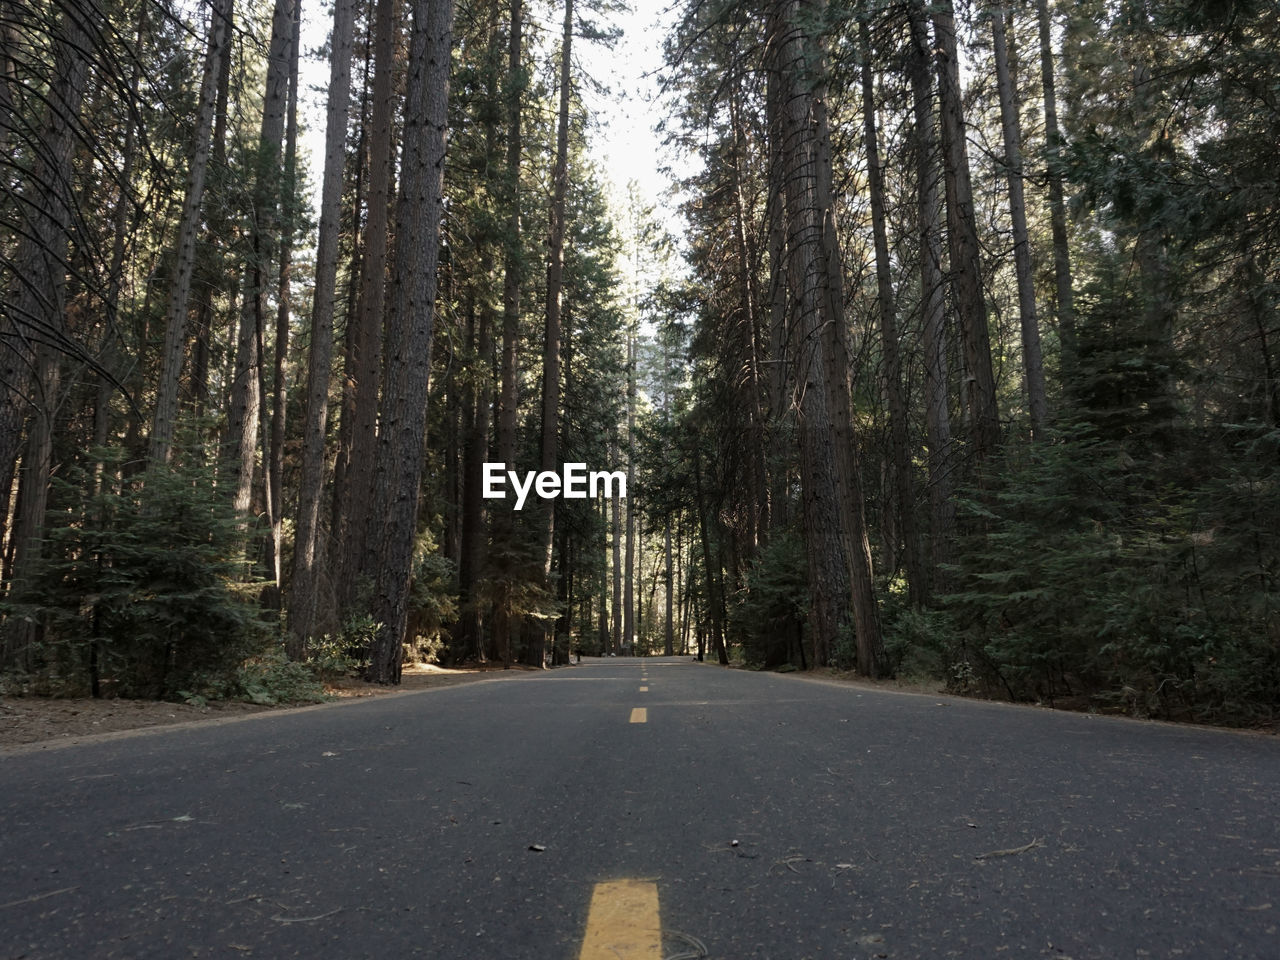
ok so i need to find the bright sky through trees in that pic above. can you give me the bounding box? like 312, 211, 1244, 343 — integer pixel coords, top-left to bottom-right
296, 0, 689, 232
578, 0, 687, 218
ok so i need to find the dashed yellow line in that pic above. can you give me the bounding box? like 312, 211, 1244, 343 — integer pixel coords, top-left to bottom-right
629, 707, 647, 724
639, 685, 649, 692
578, 880, 661, 960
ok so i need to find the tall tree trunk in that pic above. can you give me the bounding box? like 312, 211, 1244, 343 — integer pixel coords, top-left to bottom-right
226, 280, 261, 517
228, 0, 294, 531
0, 2, 89, 575
932, 0, 1001, 461
366, 0, 456, 683
728, 94, 769, 549
813, 10, 881, 676
908, 4, 957, 590
334, 0, 397, 604
693, 445, 728, 665
623, 331, 636, 654
597, 495, 609, 651
3, 353, 60, 666
765, 66, 791, 537
491, 0, 525, 666
265, 0, 302, 592
859, 16, 925, 607
1036, 0, 1075, 372
190, 6, 233, 418
289, 0, 358, 653
536, 0, 573, 669
991, 5, 1048, 438
457, 0, 505, 664
459, 295, 493, 662
146, 0, 232, 465
610, 425, 622, 654
773, 0, 880, 674
664, 523, 674, 656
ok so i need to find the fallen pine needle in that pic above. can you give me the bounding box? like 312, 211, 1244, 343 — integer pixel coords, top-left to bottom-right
270, 907, 342, 923
974, 838, 1041, 860
1, 886, 78, 910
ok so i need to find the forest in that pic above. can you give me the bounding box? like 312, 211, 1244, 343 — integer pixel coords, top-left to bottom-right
1, 0, 1276, 725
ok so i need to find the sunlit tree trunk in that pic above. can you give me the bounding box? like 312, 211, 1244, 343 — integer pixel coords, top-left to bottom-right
226, 0, 293, 526
290, 0, 357, 653
491, 0, 525, 666
623, 331, 636, 654
148, 0, 233, 466
536, 0, 573, 668
334, 0, 397, 604
265, 0, 302, 592
991, 5, 1047, 438
1036, 0, 1075, 372
860, 16, 924, 607
610, 424, 622, 654
366, 0, 456, 683
908, 3, 957, 591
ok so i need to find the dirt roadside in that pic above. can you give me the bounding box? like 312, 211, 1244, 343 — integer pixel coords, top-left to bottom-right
0, 664, 522, 753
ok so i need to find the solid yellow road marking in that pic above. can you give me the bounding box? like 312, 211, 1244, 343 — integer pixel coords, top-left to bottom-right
578, 880, 661, 960
639, 685, 649, 692
629, 707, 647, 723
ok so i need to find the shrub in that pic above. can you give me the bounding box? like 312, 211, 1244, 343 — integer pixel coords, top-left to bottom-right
729, 532, 807, 669
4, 448, 268, 700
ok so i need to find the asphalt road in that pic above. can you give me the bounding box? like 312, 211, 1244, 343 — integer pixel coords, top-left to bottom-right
2, 657, 1277, 959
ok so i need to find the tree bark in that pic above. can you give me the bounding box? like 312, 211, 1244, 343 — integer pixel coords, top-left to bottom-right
932, 0, 1001, 461
908, 4, 957, 589
0, 2, 89, 584
623, 331, 636, 654
289, 0, 357, 653
228, 0, 291, 523
491, 0, 525, 666
366, 0, 456, 683
265, 0, 302, 591
859, 16, 925, 607
773, 0, 881, 674
727, 94, 769, 550
146, 0, 232, 466
1036, 0, 1075, 371
536, 0, 573, 668
334, 0, 397, 604
610, 425, 622, 654
991, 5, 1048, 438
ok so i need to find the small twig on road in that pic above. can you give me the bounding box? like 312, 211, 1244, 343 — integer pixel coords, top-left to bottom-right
1, 886, 78, 910
974, 838, 1041, 860
121, 814, 194, 831
269, 907, 343, 923
771, 854, 810, 875
664, 929, 709, 959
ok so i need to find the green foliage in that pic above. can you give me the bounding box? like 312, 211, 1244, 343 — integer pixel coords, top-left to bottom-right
5, 449, 269, 700
929, 426, 1280, 723
178, 646, 329, 706
729, 532, 807, 669
881, 604, 955, 685
234, 649, 329, 705
308, 611, 380, 680
406, 535, 458, 662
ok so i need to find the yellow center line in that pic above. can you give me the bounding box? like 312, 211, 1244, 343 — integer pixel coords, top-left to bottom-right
639, 685, 649, 692
629, 707, 647, 723
578, 880, 661, 960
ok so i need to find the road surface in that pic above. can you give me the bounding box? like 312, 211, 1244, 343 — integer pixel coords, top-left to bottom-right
2, 657, 1277, 958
